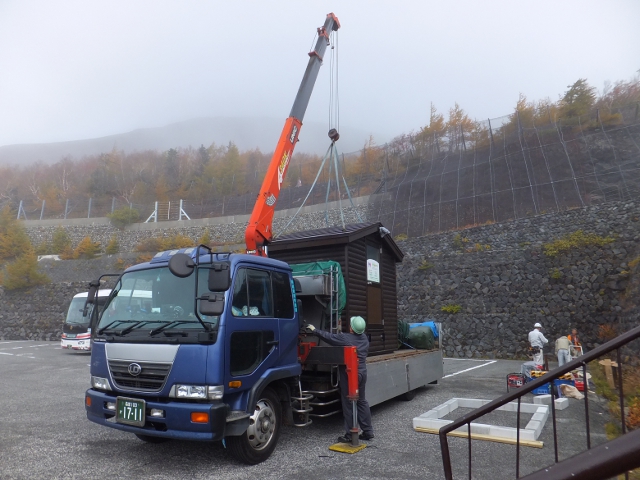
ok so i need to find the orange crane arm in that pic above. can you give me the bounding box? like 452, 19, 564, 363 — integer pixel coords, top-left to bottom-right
245, 12, 340, 256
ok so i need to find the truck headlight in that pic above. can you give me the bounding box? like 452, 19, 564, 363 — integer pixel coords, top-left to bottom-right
176, 385, 207, 399
170, 384, 224, 400
91, 376, 112, 391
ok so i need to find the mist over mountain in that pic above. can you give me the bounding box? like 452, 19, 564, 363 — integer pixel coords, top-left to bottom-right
0, 117, 384, 166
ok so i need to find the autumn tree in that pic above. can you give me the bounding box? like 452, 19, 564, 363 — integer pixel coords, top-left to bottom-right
213, 142, 245, 196
417, 103, 446, 149
2, 244, 49, 290
0, 207, 49, 289
73, 236, 101, 259
198, 229, 212, 247
446, 103, 474, 151
0, 206, 31, 262
598, 75, 640, 112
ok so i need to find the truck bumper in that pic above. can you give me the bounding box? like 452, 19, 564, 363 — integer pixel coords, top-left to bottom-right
85, 389, 229, 441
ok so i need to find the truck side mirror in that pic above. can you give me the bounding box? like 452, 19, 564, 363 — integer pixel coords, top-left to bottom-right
84, 279, 101, 315
297, 299, 304, 327
199, 293, 225, 316
208, 263, 230, 291
293, 278, 302, 293
168, 253, 195, 278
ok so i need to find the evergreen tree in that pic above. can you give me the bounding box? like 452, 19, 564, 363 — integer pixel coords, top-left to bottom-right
105, 236, 119, 254
51, 226, 72, 254
560, 78, 596, 118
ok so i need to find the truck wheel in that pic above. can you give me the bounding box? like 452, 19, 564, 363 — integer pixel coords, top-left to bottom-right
227, 388, 281, 464
135, 434, 170, 444
399, 389, 416, 401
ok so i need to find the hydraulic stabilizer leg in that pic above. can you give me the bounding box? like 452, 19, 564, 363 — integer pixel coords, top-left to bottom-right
344, 345, 360, 446
351, 399, 360, 446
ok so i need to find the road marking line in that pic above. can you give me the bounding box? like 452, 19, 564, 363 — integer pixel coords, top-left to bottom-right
446, 358, 495, 362
444, 360, 497, 378
12, 347, 23, 350
0, 352, 14, 356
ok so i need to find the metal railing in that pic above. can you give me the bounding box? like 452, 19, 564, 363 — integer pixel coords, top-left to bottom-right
439, 323, 640, 479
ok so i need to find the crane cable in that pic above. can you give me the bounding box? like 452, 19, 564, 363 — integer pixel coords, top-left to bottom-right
328, 30, 339, 133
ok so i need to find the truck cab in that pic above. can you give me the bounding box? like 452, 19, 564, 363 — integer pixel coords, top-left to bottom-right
85, 248, 302, 464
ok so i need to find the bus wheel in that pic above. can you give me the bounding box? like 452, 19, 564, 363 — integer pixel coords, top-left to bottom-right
227, 388, 281, 464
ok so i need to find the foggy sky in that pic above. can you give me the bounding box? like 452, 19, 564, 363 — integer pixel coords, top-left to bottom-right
0, 0, 638, 150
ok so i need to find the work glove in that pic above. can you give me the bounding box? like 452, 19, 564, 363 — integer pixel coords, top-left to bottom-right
304, 324, 316, 333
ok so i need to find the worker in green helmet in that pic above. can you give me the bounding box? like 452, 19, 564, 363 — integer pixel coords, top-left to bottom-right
306, 316, 374, 443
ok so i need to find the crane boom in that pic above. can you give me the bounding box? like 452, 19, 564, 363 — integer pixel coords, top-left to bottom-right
245, 13, 340, 256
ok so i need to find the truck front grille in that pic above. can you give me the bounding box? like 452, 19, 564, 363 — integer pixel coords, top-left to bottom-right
108, 360, 172, 392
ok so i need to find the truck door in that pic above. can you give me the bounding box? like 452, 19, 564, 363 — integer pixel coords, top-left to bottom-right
225, 267, 280, 390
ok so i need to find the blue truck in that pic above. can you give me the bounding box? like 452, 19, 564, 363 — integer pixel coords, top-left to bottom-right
84, 247, 443, 463
84, 13, 443, 464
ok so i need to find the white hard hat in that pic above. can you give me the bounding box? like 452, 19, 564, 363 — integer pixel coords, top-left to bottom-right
534, 322, 542, 328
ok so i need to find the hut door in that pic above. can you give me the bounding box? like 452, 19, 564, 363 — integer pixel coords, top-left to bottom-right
366, 284, 382, 325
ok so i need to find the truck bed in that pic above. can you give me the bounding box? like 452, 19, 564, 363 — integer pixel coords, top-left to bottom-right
365, 348, 443, 407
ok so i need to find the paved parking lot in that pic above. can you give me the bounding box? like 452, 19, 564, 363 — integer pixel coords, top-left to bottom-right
0, 341, 610, 479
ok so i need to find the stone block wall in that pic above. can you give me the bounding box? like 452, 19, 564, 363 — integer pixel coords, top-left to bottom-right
2, 201, 639, 360
396, 202, 640, 358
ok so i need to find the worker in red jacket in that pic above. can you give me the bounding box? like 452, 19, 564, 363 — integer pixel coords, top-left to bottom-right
306, 316, 374, 443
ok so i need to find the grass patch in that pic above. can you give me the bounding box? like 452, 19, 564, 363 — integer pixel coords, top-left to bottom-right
543, 230, 614, 257
441, 304, 462, 314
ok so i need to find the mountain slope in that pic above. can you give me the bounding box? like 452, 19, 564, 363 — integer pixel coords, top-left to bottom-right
0, 117, 384, 165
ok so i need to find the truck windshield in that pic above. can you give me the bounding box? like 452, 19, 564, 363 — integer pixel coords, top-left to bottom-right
97, 266, 220, 333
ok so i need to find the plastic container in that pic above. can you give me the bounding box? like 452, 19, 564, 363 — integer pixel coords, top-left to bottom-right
507, 373, 526, 392
531, 379, 573, 396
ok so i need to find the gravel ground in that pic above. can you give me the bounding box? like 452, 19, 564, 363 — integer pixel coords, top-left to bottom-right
0, 342, 614, 480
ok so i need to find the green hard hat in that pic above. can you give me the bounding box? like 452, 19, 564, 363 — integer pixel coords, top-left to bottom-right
350, 316, 366, 334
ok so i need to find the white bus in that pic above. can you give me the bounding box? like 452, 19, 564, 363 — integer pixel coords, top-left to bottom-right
61, 290, 111, 351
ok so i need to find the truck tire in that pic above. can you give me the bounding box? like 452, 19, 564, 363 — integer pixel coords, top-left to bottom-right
135, 433, 170, 444
227, 388, 281, 464
399, 389, 416, 401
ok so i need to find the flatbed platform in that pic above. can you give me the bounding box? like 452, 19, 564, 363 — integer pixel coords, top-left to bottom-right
365, 348, 443, 406
367, 348, 439, 363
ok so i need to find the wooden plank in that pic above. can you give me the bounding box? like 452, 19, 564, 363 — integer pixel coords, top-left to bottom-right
414, 427, 544, 449
599, 359, 618, 389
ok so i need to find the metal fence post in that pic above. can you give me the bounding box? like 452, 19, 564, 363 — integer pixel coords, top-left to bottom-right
88, 198, 92, 218
40, 200, 45, 220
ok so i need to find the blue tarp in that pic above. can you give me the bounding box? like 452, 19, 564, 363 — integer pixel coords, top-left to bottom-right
409, 321, 439, 338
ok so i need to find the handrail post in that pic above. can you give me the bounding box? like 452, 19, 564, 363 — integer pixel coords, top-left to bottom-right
583, 362, 591, 449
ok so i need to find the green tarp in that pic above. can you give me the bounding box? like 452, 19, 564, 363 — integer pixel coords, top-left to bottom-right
290, 261, 346, 315
398, 320, 436, 350
407, 326, 435, 350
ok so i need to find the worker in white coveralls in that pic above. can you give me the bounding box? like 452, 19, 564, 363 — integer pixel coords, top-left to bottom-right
528, 322, 548, 366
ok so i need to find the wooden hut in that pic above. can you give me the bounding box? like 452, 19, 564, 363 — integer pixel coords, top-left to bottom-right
269, 222, 404, 356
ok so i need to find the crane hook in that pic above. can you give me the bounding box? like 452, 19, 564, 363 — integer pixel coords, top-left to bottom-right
328, 128, 340, 142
